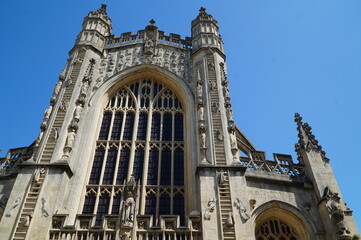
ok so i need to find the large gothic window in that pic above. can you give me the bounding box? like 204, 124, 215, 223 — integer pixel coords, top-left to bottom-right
83, 78, 185, 226
256, 218, 299, 240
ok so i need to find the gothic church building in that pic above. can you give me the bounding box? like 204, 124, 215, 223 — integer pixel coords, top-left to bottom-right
0, 5, 359, 240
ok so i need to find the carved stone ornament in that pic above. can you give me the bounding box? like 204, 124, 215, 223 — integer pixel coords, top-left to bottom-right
321, 187, 352, 240
5, 196, 22, 217
198, 101, 204, 121
225, 212, 234, 227
196, 80, 203, 98
49, 127, 59, 141
234, 198, 250, 221
73, 102, 84, 122
41, 196, 50, 218
59, 100, 69, 112
204, 197, 217, 220
20, 212, 33, 227
211, 102, 219, 114
63, 128, 76, 158
144, 38, 155, 55
122, 175, 137, 227
216, 129, 224, 141
217, 171, 225, 185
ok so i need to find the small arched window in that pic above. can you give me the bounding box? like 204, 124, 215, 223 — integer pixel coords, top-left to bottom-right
256, 217, 299, 240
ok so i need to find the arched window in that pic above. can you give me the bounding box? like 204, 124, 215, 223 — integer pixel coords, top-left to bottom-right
82, 78, 185, 226
256, 217, 299, 240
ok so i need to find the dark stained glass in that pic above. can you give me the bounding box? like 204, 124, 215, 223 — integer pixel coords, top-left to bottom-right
160, 148, 171, 185
123, 112, 135, 140
98, 112, 111, 140
89, 147, 105, 184
151, 112, 161, 141
133, 148, 145, 182
174, 113, 183, 141
110, 112, 123, 140
174, 147, 184, 186
137, 112, 148, 140
82, 192, 96, 214
162, 113, 172, 141
116, 147, 130, 185
102, 147, 117, 185
147, 148, 159, 185
95, 195, 110, 225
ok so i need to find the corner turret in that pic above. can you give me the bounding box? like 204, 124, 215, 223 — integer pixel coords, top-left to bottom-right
191, 7, 224, 54
74, 4, 112, 53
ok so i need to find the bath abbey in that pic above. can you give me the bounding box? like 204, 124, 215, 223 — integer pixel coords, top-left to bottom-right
0, 4, 359, 240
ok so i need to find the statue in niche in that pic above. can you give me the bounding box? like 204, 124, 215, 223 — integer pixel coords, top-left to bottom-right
197, 81, 203, 97
80, 80, 90, 97
234, 198, 250, 221
209, 80, 217, 90
144, 38, 155, 55
199, 125, 207, 149
41, 196, 50, 217
217, 171, 225, 185
204, 197, 217, 220
123, 196, 135, 226
208, 62, 215, 70
226, 212, 234, 227
49, 127, 59, 141
63, 129, 76, 157
73, 102, 84, 122
59, 100, 69, 112
5, 197, 22, 217
35, 131, 44, 146
20, 212, 33, 227
229, 129, 238, 150
198, 101, 204, 121
321, 187, 352, 239
216, 130, 224, 141
122, 175, 137, 227
223, 87, 230, 99
225, 104, 233, 121
211, 102, 219, 114
41, 106, 53, 129
51, 80, 63, 102
43, 106, 53, 120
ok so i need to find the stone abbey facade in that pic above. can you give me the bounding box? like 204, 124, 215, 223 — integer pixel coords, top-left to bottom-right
0, 5, 359, 240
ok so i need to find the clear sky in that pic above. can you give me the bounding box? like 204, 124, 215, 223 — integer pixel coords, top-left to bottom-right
0, 0, 360, 229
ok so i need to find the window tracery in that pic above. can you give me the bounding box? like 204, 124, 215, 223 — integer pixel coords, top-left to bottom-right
256, 218, 299, 240
82, 78, 185, 226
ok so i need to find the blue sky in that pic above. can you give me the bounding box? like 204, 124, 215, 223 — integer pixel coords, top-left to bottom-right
0, 0, 360, 229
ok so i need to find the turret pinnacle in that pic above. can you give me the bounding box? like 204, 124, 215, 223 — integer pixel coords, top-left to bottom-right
294, 113, 329, 163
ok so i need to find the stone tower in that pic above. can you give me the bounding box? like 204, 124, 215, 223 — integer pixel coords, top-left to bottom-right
0, 5, 359, 240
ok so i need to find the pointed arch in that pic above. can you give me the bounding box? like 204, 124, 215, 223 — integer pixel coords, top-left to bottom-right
252, 200, 318, 240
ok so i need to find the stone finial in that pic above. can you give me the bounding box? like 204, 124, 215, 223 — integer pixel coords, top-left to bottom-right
199, 7, 206, 13
149, 19, 156, 25
294, 113, 328, 163
98, 4, 107, 14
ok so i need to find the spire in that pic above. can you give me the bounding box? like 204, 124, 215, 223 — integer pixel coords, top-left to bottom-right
97, 4, 107, 15
294, 113, 329, 163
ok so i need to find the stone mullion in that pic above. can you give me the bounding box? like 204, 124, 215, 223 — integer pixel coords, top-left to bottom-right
98, 121, 112, 186
109, 186, 115, 215
112, 140, 122, 186
156, 110, 165, 224
170, 110, 175, 214
127, 85, 140, 181
93, 186, 101, 218
139, 81, 155, 214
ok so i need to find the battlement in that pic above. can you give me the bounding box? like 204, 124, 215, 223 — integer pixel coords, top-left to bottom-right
49, 213, 202, 239
240, 151, 305, 178
106, 30, 192, 49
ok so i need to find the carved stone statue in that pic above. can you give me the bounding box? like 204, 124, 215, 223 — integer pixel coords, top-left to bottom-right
200, 132, 206, 149
321, 187, 352, 239
217, 171, 225, 185
44, 106, 53, 119
51, 81, 63, 102
59, 100, 69, 112
197, 81, 203, 97
65, 129, 76, 149
229, 130, 237, 150
216, 130, 223, 141
226, 212, 234, 227
234, 198, 250, 221
123, 197, 135, 226
49, 127, 59, 141
209, 80, 217, 90
80, 81, 90, 97
5, 197, 22, 217
223, 87, 230, 99
73, 103, 83, 122
20, 212, 33, 227
225, 105, 233, 120
35, 131, 44, 147
41, 196, 50, 217
198, 103, 204, 121
63, 129, 76, 157
204, 197, 217, 220
211, 102, 219, 114
144, 38, 155, 55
